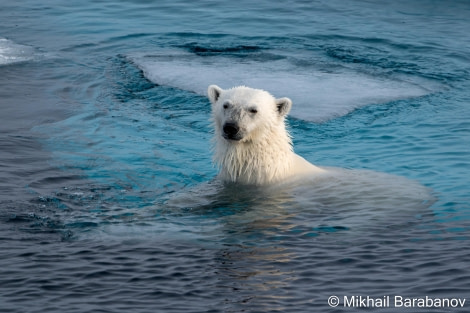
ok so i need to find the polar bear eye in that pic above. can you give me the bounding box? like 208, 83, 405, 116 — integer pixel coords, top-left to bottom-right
249, 108, 258, 114
223, 102, 230, 109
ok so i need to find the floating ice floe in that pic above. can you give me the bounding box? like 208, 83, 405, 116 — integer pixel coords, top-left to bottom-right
131, 51, 437, 122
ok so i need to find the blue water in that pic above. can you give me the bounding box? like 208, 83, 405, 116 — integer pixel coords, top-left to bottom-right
1, 1, 469, 312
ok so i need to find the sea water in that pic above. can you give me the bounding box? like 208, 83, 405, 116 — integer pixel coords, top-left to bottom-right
1, 1, 469, 312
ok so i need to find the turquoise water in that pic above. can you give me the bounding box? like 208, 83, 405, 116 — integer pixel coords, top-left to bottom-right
1, 1, 469, 312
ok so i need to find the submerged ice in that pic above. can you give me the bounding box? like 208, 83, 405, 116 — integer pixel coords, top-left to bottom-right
0, 38, 37, 65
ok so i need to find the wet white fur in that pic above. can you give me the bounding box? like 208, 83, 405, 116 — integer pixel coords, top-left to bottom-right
208, 85, 325, 185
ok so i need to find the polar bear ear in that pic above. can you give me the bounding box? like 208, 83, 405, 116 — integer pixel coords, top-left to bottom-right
208, 85, 223, 104
275, 97, 292, 117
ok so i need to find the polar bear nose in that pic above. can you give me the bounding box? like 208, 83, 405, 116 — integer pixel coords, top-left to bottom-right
223, 122, 240, 137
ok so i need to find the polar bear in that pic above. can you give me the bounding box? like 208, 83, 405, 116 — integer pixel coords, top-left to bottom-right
208, 85, 325, 185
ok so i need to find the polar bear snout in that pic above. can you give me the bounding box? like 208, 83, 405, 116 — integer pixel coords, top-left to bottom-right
222, 122, 242, 141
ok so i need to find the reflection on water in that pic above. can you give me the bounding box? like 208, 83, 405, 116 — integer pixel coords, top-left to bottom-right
214, 245, 295, 312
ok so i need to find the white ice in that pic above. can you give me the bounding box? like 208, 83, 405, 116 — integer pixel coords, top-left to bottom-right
131, 51, 436, 122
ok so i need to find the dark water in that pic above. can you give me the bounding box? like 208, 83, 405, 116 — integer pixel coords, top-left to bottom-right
1, 1, 470, 312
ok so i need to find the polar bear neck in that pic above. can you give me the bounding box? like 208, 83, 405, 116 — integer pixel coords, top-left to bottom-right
213, 124, 295, 185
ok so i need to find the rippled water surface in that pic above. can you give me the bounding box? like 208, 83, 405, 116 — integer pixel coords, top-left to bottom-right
1, 1, 469, 312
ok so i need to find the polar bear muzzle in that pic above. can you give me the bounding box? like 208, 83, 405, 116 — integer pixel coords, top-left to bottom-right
222, 122, 242, 141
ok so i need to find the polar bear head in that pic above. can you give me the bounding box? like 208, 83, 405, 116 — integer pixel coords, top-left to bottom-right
207, 85, 292, 143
